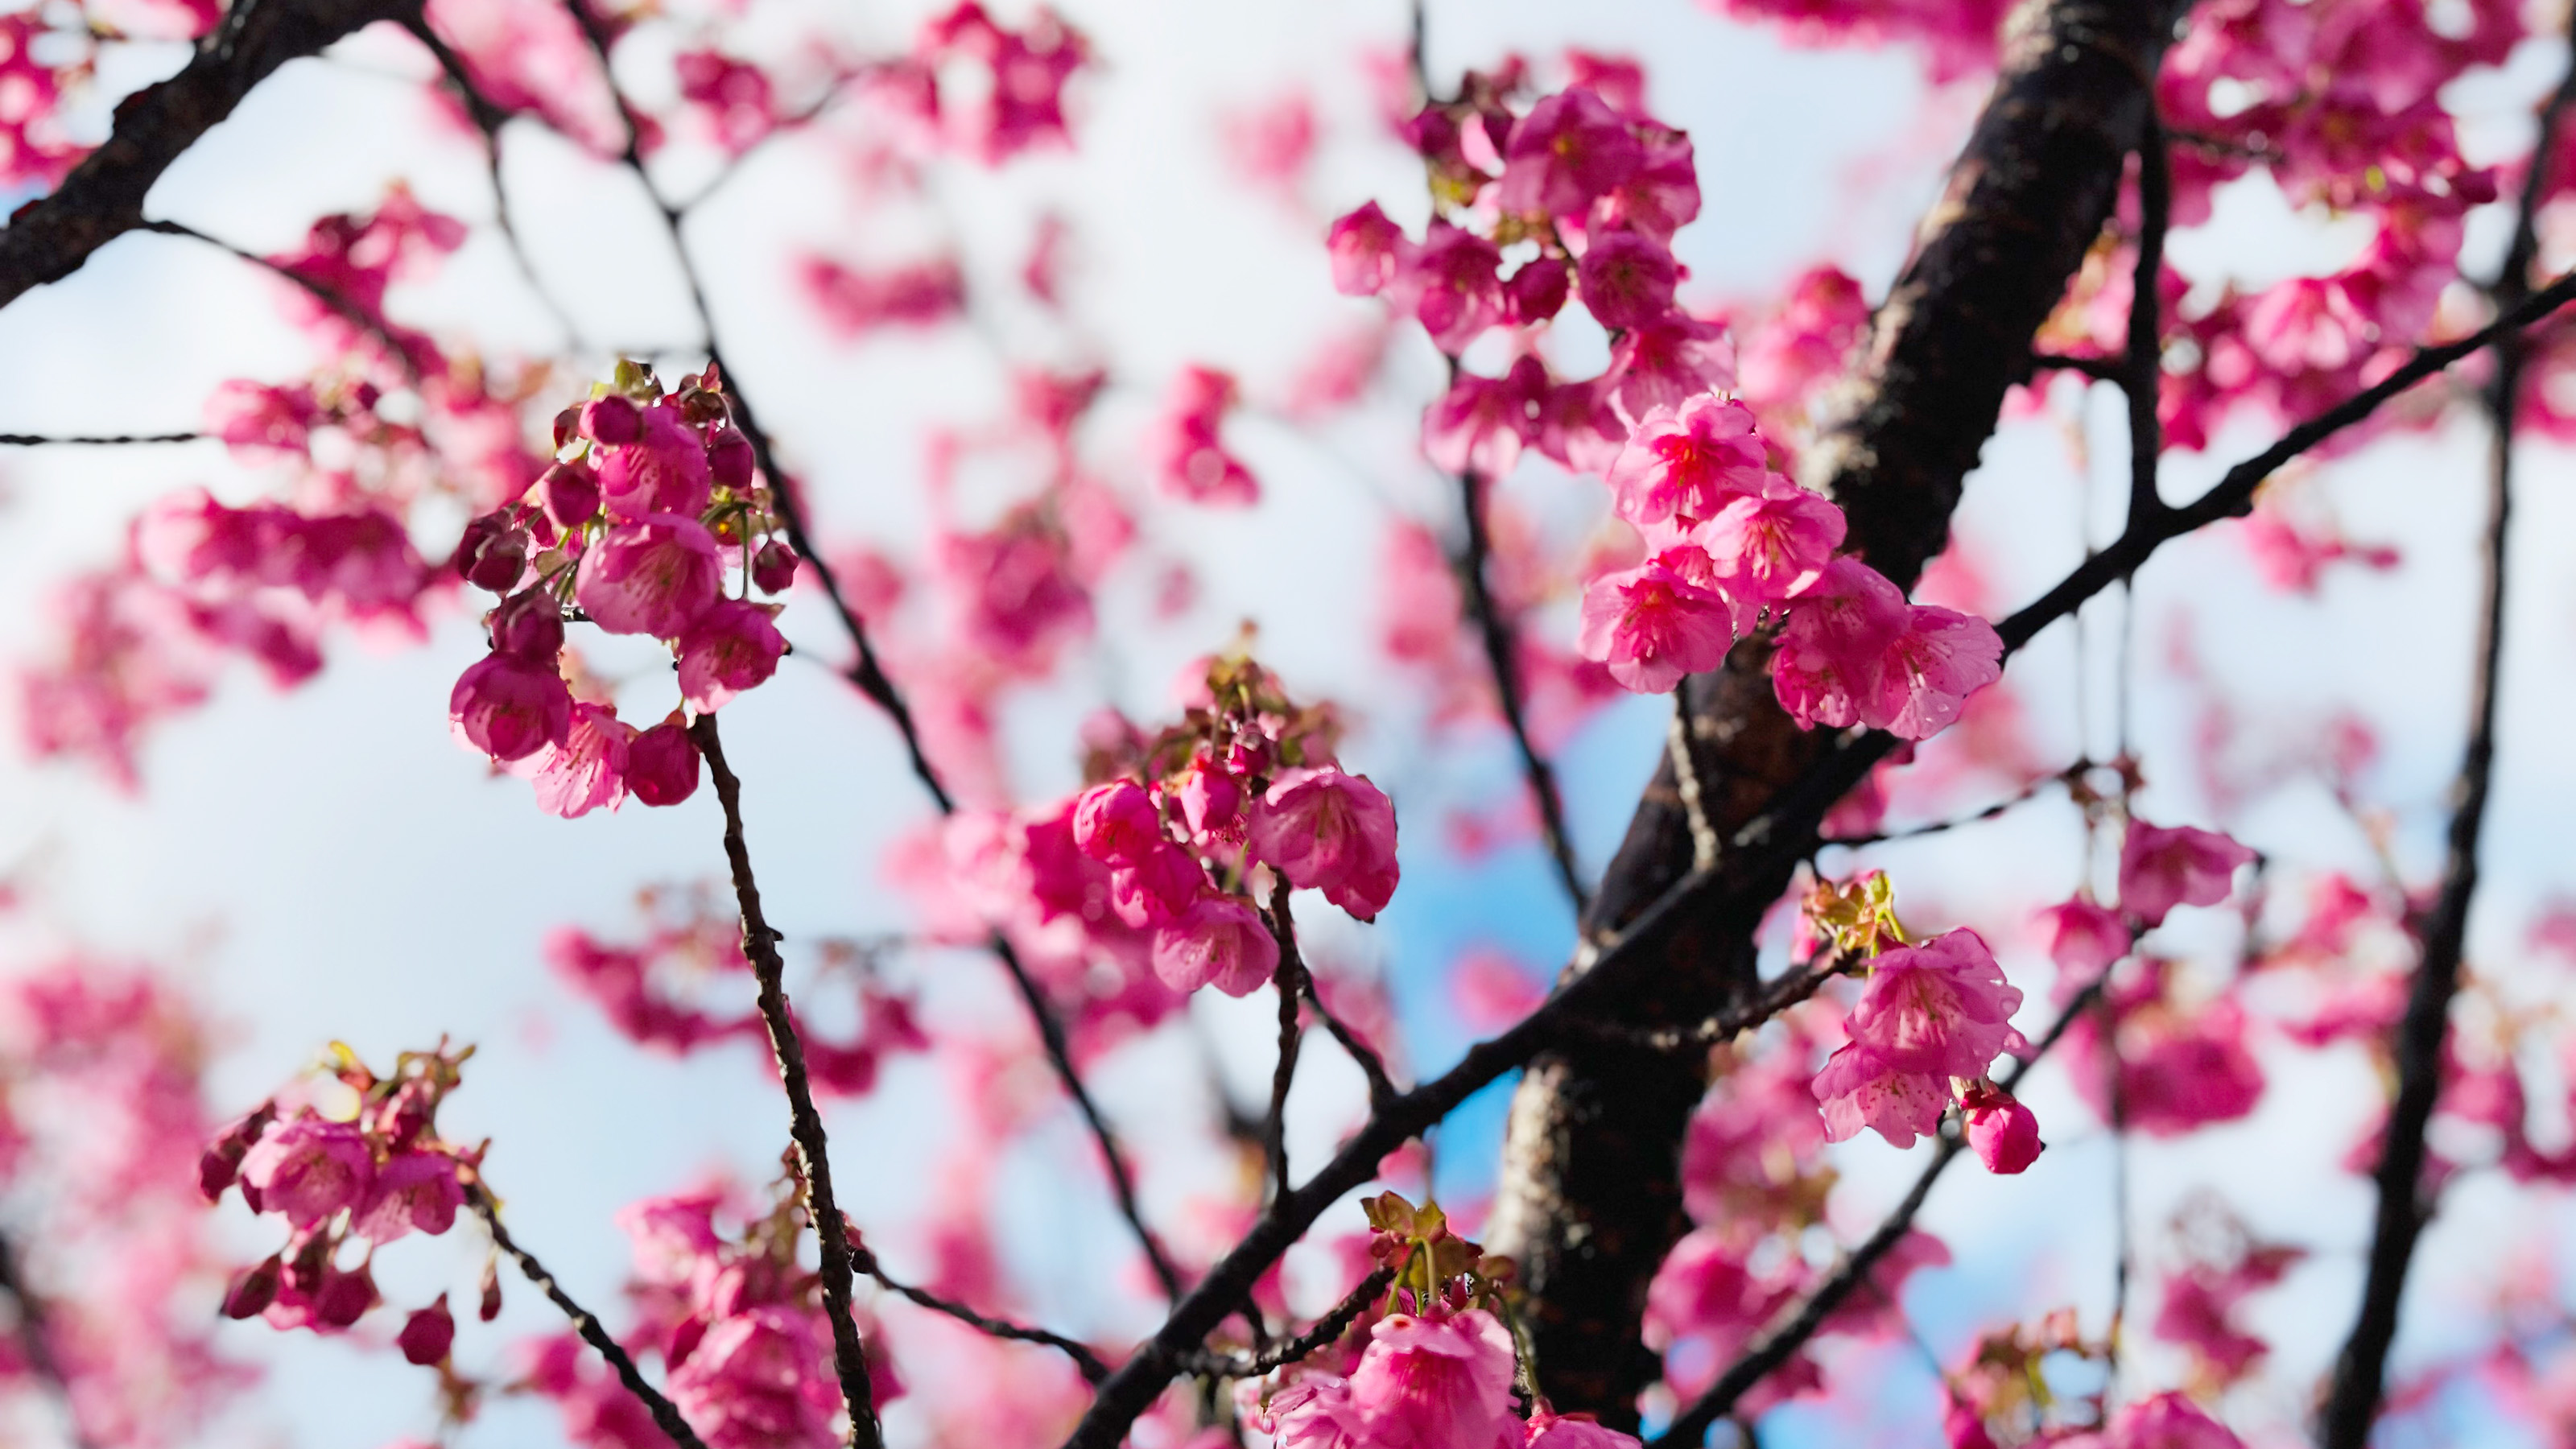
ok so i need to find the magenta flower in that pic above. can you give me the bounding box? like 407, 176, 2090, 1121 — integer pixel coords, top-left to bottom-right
1696, 487, 1846, 603
398, 1295, 455, 1365
1769, 557, 1909, 731
574, 515, 724, 638
1498, 88, 1643, 218
2037, 897, 2131, 977
1814, 929, 2028, 1148
677, 600, 787, 713
1578, 229, 1678, 331
238, 1112, 374, 1228
1150, 892, 1278, 997
1251, 1377, 1366, 1449
450, 651, 573, 764
1328, 200, 1407, 296
2106, 1393, 2245, 1449
1578, 559, 1736, 694
1423, 357, 1547, 478
1608, 315, 1737, 425
1523, 1409, 1643, 1449
597, 403, 712, 521
2120, 820, 2256, 927
1072, 779, 1166, 864
667, 1305, 842, 1449
1146, 365, 1258, 506
1959, 1084, 2043, 1174
539, 459, 602, 530
1249, 766, 1401, 922
1108, 838, 1208, 927
1606, 396, 1770, 527
353, 1148, 464, 1243
531, 703, 633, 819
1346, 1308, 1518, 1449
1394, 222, 1506, 354
628, 721, 703, 807
1504, 256, 1571, 324
1865, 605, 2004, 741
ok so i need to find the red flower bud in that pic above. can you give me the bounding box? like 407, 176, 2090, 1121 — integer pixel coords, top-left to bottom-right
708, 428, 756, 490
750, 540, 799, 595
583, 394, 643, 447
628, 722, 703, 807
221, 1255, 283, 1319
398, 1294, 456, 1365
479, 1253, 502, 1322
491, 588, 566, 663
539, 460, 603, 530
455, 513, 528, 592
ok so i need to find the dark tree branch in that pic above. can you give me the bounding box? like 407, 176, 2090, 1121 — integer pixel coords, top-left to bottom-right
0, 0, 423, 309
1550, 950, 1852, 1054
1175, 1265, 1398, 1378
2124, 116, 2171, 533
0, 1229, 93, 1449
1264, 878, 1309, 1205
142, 219, 425, 382
2029, 351, 2128, 383
2314, 31, 2576, 1444
1821, 763, 2085, 848
1486, 0, 2192, 1419
473, 1185, 711, 1449
1455, 461, 1587, 914
0, 431, 199, 445
1649, 975, 2112, 1447
689, 715, 883, 1449
849, 1241, 1108, 1384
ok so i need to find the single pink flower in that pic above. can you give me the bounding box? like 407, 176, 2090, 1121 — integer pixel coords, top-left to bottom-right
1769, 557, 1909, 731
628, 721, 703, 807
1814, 929, 2028, 1148
2037, 898, 2131, 978
575, 515, 724, 638
1150, 892, 1279, 997
1534, 375, 1627, 474
353, 1149, 465, 1243
1498, 88, 1643, 218
1147, 365, 1258, 506
1328, 201, 1408, 296
539, 460, 603, 530
451, 651, 574, 764
597, 402, 712, 521
1607, 313, 1736, 424
1504, 256, 1571, 324
1577, 229, 1678, 330
1423, 357, 1548, 479
1177, 757, 1243, 840
1866, 605, 2004, 741
1109, 837, 1208, 927
677, 600, 787, 713
2106, 1392, 2244, 1449
492, 588, 567, 663
1696, 486, 1845, 603
667, 1306, 843, 1449
1578, 559, 1735, 694
1249, 766, 1402, 921
1810, 1040, 1955, 1147
2120, 821, 2256, 927
1252, 1376, 1366, 1449
1072, 779, 1166, 864
1346, 1308, 1518, 1449
1959, 1084, 2043, 1174
582, 394, 642, 446
237, 1112, 374, 1228
1394, 222, 1506, 354
1605, 395, 1769, 527
531, 703, 633, 819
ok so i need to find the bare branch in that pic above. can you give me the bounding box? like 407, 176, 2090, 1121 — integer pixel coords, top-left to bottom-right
849, 1241, 1108, 1384
0, 431, 199, 446
1454, 458, 1588, 913
1264, 878, 1308, 1206
472, 1184, 710, 1449
689, 715, 884, 1449
1176, 1265, 1398, 1379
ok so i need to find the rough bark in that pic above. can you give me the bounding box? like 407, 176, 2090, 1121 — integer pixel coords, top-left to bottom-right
1483, 0, 2190, 1423
0, 0, 419, 309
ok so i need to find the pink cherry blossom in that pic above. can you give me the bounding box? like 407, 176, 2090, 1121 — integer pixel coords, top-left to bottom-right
1505, 257, 1571, 324
1579, 559, 1736, 694
1073, 779, 1166, 864
2120, 820, 2256, 927
597, 403, 713, 521
1329, 201, 1408, 296
1110, 838, 1209, 928
1697, 486, 1845, 602
1394, 222, 1507, 354
1578, 229, 1679, 330
1150, 892, 1278, 996
1606, 395, 1770, 526
1424, 357, 1547, 478
1769, 557, 1909, 730
450, 652, 573, 764
1498, 89, 1643, 219
2106, 1392, 2244, 1449
1248, 766, 1401, 921
238, 1112, 374, 1228
677, 600, 788, 713
667, 1305, 843, 1449
2037, 897, 2132, 977
1868, 605, 2004, 741
532, 703, 633, 819
1607, 314, 1737, 424
1523, 1408, 1643, 1449
1959, 1084, 2043, 1174
628, 721, 704, 807
575, 515, 724, 638
1346, 1308, 1518, 1449
1815, 929, 2028, 1147
1251, 1376, 1366, 1449
1147, 365, 1259, 506
352, 1149, 464, 1243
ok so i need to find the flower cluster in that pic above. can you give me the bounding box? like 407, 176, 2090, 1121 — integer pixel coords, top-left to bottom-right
866, 2, 1088, 164
201, 1043, 477, 1346
448, 361, 801, 816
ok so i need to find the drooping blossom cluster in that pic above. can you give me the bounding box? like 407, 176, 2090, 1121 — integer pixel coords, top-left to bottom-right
1331, 68, 2000, 734
448, 361, 802, 816
201, 1042, 477, 1347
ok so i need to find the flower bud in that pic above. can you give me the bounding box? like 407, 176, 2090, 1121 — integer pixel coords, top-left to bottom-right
629, 722, 703, 807
454, 513, 527, 593
490, 589, 565, 664
221, 1254, 283, 1320
198, 1101, 278, 1203
539, 460, 603, 530
398, 1294, 456, 1365
551, 404, 582, 449
750, 540, 798, 595
582, 394, 642, 447
708, 428, 755, 490
479, 1253, 503, 1322
315, 1264, 376, 1330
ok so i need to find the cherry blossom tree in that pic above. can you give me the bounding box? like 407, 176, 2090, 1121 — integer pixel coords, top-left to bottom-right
0, 0, 2567, 1447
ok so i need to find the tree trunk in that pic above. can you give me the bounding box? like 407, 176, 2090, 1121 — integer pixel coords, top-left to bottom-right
1484, 0, 2190, 1422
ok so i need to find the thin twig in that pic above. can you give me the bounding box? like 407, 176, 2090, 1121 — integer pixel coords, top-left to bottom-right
1822, 765, 2083, 848
1264, 878, 1308, 1205
1649, 975, 2112, 1447
1300, 978, 1400, 1111
142, 220, 424, 382
1552, 951, 1853, 1054
1175, 1265, 1398, 1378
689, 715, 883, 1449
850, 1241, 1108, 1383
472, 1185, 710, 1449
0, 431, 198, 446
1453, 459, 1587, 912
2315, 30, 2575, 1444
